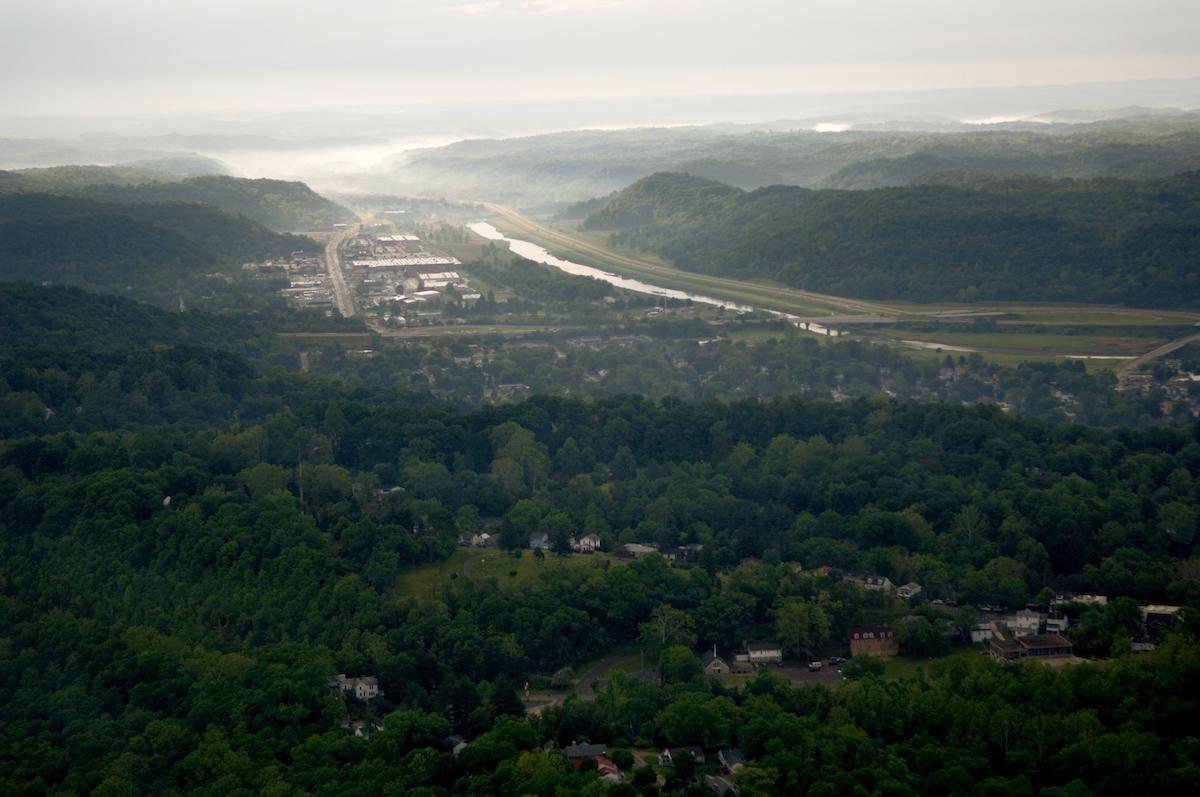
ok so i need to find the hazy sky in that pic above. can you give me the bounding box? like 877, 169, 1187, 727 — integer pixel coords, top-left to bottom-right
3, 0, 1200, 116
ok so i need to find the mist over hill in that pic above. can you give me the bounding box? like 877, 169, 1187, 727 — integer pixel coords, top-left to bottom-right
361, 109, 1200, 207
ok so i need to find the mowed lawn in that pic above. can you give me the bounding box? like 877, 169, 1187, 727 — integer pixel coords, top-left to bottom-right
395, 548, 623, 597
883, 644, 987, 680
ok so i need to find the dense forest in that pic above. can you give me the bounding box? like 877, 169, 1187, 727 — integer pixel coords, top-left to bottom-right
583, 171, 1200, 306
0, 276, 1198, 795
4, 362, 1200, 794
0, 193, 317, 305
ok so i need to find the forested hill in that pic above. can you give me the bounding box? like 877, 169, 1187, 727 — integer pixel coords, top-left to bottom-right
0, 169, 355, 231
584, 171, 1200, 306
74, 176, 357, 231
0, 193, 317, 304
0, 282, 260, 350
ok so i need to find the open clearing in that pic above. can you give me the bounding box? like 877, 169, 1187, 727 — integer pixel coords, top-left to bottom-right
396, 548, 622, 597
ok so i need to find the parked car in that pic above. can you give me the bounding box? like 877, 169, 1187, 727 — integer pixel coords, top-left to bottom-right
808, 661, 823, 672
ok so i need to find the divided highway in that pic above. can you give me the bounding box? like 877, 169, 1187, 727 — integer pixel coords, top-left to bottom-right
324, 229, 357, 318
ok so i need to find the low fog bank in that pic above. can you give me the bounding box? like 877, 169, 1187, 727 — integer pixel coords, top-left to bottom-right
3, 77, 1200, 198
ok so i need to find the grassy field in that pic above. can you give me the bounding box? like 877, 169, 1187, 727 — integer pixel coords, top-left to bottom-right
881, 329, 1162, 358
882, 644, 984, 680
395, 548, 622, 597
374, 324, 573, 339
898, 346, 1130, 372
278, 332, 376, 345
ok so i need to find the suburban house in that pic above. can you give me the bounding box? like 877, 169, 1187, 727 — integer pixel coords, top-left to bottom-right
863, 575, 895, 591
744, 640, 783, 666
663, 543, 704, 561
1054, 593, 1107, 607
1045, 611, 1069, 634
897, 582, 923, 600
1142, 604, 1182, 630
658, 747, 706, 766
331, 674, 381, 701
1013, 609, 1043, 637
594, 756, 621, 784
718, 748, 746, 773
848, 625, 899, 659
620, 542, 660, 557
728, 651, 754, 673
570, 533, 602, 553
970, 623, 995, 643
529, 531, 550, 550
449, 735, 467, 756
563, 742, 608, 768
701, 648, 730, 675
458, 531, 498, 548
704, 774, 740, 797
989, 633, 1073, 662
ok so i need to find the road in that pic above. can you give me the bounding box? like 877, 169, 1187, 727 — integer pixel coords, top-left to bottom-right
1117, 331, 1200, 380
324, 229, 357, 318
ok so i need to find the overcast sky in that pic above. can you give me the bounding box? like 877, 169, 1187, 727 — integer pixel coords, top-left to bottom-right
3, 0, 1200, 117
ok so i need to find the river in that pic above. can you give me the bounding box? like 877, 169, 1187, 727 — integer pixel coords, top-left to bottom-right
467, 221, 841, 335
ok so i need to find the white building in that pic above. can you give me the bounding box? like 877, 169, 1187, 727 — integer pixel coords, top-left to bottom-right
571, 533, 602, 553
1012, 609, 1043, 637
332, 674, 381, 701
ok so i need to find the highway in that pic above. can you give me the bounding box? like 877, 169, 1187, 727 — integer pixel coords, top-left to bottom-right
482, 202, 903, 318
324, 229, 357, 318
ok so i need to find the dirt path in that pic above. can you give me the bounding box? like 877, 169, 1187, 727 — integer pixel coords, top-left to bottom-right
524, 650, 646, 715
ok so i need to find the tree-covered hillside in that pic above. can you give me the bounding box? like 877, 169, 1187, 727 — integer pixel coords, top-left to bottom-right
0, 157, 228, 191
74, 176, 357, 231
0, 282, 260, 351
584, 171, 1200, 306
0, 169, 354, 231
3, 385, 1200, 795
0, 193, 318, 304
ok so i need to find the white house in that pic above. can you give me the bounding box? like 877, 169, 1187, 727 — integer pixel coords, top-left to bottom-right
970, 623, 994, 643
332, 674, 381, 701
1044, 612, 1069, 634
1012, 609, 1043, 637
571, 533, 602, 553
